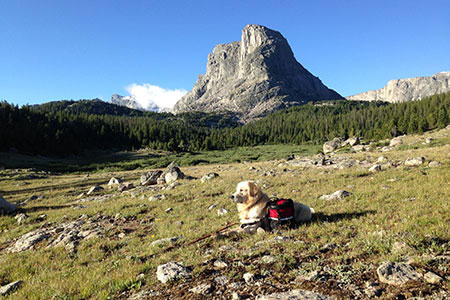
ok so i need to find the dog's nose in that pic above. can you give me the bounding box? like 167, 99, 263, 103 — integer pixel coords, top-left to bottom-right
230, 194, 235, 200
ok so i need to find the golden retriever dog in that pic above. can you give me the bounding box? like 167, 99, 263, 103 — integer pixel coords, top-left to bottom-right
230, 181, 313, 232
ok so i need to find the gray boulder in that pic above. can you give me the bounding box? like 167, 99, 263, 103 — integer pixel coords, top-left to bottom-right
323, 138, 342, 154
376, 262, 422, 285
389, 137, 403, 147
87, 186, 103, 195
140, 170, 163, 186
118, 182, 134, 192
428, 160, 441, 168
404, 156, 425, 167
0, 280, 23, 296
341, 137, 359, 147
0, 195, 17, 214
151, 236, 180, 247
189, 283, 214, 295
164, 162, 184, 184
107, 177, 122, 186
369, 164, 382, 173
156, 262, 191, 283
256, 289, 334, 300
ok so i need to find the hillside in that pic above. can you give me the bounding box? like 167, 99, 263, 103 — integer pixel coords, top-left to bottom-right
0, 126, 449, 298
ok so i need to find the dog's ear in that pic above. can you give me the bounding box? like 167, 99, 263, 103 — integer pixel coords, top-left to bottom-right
248, 181, 259, 197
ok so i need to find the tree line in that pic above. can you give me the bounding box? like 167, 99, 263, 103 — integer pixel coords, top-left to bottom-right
0, 92, 448, 156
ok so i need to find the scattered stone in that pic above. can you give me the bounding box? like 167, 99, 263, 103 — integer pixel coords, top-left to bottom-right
156, 262, 191, 284
148, 194, 165, 201
424, 271, 443, 284
108, 177, 122, 186
319, 190, 351, 201
219, 245, 237, 252
217, 208, 228, 216
323, 138, 342, 154
319, 243, 337, 253
118, 232, 126, 239
118, 182, 134, 192
151, 236, 179, 247
369, 164, 382, 173
213, 260, 228, 269
166, 182, 181, 190
87, 186, 103, 195
392, 242, 415, 254
377, 156, 388, 163
164, 162, 185, 184
129, 290, 160, 299
0, 195, 17, 214
243, 272, 255, 284
165, 207, 173, 213
256, 289, 334, 300
389, 137, 403, 147
189, 283, 214, 294
140, 170, 163, 186
425, 137, 433, 144
402, 197, 416, 202
214, 275, 229, 285
428, 161, 441, 168
405, 157, 425, 167
201, 172, 219, 183
259, 255, 277, 264
208, 204, 218, 210
7, 229, 51, 252
342, 136, 359, 147
14, 213, 29, 224
376, 262, 422, 285
0, 280, 23, 296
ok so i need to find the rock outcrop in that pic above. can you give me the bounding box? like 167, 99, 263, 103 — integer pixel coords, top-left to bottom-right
111, 94, 146, 111
347, 71, 450, 103
173, 24, 342, 121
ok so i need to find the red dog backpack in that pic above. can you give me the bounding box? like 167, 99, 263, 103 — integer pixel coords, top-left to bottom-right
267, 198, 295, 230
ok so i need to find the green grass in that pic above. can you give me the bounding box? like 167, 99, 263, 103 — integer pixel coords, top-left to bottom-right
0, 129, 449, 299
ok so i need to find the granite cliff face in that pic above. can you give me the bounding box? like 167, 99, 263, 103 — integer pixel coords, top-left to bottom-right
347, 72, 450, 103
173, 25, 342, 121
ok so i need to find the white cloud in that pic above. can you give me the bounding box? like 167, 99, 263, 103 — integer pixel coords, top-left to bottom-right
125, 83, 187, 111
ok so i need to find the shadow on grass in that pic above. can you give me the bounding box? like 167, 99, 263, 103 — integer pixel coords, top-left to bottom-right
20, 205, 72, 213
308, 210, 376, 224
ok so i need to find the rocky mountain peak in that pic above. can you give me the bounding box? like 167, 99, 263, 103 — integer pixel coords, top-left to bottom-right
173, 24, 342, 121
347, 72, 450, 102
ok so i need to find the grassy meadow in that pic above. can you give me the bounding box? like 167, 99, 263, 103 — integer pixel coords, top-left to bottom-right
0, 128, 449, 299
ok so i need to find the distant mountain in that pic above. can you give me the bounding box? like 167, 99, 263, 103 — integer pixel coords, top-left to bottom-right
173, 24, 343, 122
347, 72, 450, 102
31, 99, 145, 116
111, 94, 161, 112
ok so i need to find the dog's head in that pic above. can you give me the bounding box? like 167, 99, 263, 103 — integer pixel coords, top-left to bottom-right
231, 181, 259, 204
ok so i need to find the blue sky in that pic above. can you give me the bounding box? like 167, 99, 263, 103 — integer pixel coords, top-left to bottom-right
1, 0, 449, 108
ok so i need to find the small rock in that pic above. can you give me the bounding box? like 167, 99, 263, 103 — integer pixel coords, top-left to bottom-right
148, 194, 165, 201
208, 204, 218, 210
165, 207, 173, 213
166, 182, 181, 190
151, 236, 179, 247
213, 259, 228, 269
424, 271, 443, 284
425, 137, 433, 144
201, 172, 219, 183
319, 243, 337, 253
319, 190, 351, 201
389, 137, 403, 147
156, 262, 191, 284
377, 156, 388, 163
243, 272, 255, 284
217, 208, 228, 216
0, 280, 23, 296
214, 275, 229, 285
404, 157, 425, 167
369, 164, 382, 173
87, 186, 103, 195
118, 182, 134, 192
392, 242, 415, 254
323, 138, 342, 154
377, 262, 422, 285
118, 233, 126, 239
108, 177, 122, 185
189, 283, 214, 294
428, 161, 441, 168
14, 213, 29, 224
256, 289, 334, 300
260, 255, 277, 264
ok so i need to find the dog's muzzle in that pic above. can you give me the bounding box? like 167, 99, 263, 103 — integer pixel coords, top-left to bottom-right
231, 194, 244, 203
